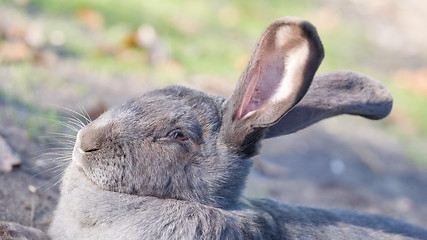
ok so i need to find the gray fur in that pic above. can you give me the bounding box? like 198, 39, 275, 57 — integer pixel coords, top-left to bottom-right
1, 17, 426, 240
265, 70, 394, 138
0, 222, 49, 240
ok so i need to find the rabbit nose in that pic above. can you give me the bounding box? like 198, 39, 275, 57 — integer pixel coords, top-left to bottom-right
77, 126, 103, 153
76, 111, 112, 153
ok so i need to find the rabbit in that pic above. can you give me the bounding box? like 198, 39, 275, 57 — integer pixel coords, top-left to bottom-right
1, 16, 427, 239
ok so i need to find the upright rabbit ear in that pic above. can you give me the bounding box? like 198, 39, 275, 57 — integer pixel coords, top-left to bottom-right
220, 17, 324, 157
265, 70, 393, 138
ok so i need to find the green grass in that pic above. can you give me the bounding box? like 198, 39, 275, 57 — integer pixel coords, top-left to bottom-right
25, 0, 376, 81
0, 87, 63, 142
390, 84, 427, 135
319, 24, 374, 73
26, 109, 63, 141
24, 0, 319, 79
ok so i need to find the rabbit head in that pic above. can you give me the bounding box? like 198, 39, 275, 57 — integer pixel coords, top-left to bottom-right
71, 17, 392, 209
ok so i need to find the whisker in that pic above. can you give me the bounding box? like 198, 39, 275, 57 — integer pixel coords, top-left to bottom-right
35, 117, 80, 133
32, 164, 65, 178
57, 117, 85, 129
36, 159, 68, 189
36, 148, 73, 153
38, 175, 63, 192
30, 104, 86, 193
38, 114, 84, 130
31, 149, 71, 158
49, 104, 92, 125
33, 116, 80, 134
58, 114, 87, 127
39, 135, 75, 142
32, 160, 68, 192
34, 142, 71, 148
43, 132, 76, 139
57, 121, 80, 133
52, 174, 64, 187
75, 100, 92, 123
32, 154, 69, 162
41, 155, 72, 162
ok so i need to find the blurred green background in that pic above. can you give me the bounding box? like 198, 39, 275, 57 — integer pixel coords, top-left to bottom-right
0, 0, 426, 164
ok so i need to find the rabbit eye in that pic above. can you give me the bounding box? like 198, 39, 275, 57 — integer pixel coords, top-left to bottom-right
167, 130, 188, 142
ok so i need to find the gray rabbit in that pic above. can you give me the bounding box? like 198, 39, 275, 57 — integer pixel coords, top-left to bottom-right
1, 17, 427, 240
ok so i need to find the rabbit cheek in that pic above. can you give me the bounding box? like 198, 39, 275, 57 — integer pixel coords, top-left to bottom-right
76, 148, 125, 192
132, 143, 191, 198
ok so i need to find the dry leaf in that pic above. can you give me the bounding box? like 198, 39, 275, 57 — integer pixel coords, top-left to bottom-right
122, 31, 138, 48
0, 41, 32, 62
76, 8, 105, 30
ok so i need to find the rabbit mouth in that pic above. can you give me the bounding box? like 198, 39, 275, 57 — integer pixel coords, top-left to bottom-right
71, 146, 98, 185
72, 145, 84, 169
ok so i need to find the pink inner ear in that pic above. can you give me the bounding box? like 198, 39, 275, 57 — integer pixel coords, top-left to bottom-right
235, 56, 284, 120
235, 63, 260, 120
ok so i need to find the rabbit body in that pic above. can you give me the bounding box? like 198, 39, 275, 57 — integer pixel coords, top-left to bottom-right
48, 85, 426, 240
49, 145, 427, 240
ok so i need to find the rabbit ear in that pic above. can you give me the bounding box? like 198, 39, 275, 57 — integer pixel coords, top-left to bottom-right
220, 17, 324, 157
265, 70, 393, 138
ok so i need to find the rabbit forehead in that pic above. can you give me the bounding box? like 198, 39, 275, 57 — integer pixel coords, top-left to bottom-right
112, 86, 224, 133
